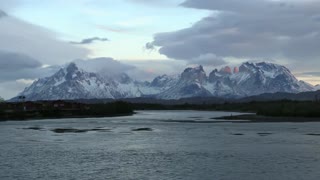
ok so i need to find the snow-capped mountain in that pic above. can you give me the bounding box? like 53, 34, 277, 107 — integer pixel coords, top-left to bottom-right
315, 85, 320, 90
137, 74, 180, 96
204, 62, 315, 97
157, 65, 212, 99
14, 63, 143, 101
14, 62, 315, 101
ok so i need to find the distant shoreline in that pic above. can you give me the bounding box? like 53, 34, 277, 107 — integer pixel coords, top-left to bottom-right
2, 110, 320, 123
215, 114, 320, 123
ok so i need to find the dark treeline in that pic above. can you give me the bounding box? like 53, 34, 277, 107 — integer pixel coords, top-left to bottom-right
1, 99, 320, 120
131, 100, 320, 117
214, 100, 320, 117
0, 101, 133, 121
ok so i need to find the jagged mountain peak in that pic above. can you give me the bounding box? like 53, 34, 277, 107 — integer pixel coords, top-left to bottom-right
240, 61, 287, 71
156, 65, 210, 99
184, 65, 205, 73
220, 66, 232, 74
233, 67, 239, 73
208, 69, 224, 82
114, 73, 133, 84
181, 65, 207, 84
66, 62, 79, 72
53, 62, 97, 83
13, 62, 141, 101
239, 62, 258, 73
238, 61, 290, 78
65, 63, 83, 80
256, 62, 291, 73
151, 74, 176, 87
13, 61, 316, 101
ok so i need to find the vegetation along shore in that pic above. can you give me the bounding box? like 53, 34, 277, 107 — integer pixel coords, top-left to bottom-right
0, 101, 133, 121
1, 99, 320, 122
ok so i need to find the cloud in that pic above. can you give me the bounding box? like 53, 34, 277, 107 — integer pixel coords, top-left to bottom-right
124, 59, 186, 81
126, 0, 181, 6
0, 51, 42, 82
0, 50, 62, 82
0, 57, 186, 99
294, 71, 320, 85
74, 58, 187, 81
298, 72, 320, 77
70, 37, 109, 45
128, 0, 161, 3
0, 56, 137, 99
188, 53, 226, 66
74, 57, 136, 76
0, 81, 31, 100
0, 51, 59, 83
75, 58, 188, 81
96, 25, 130, 33
0, 9, 7, 17
0, 0, 21, 11
116, 17, 153, 27
0, 50, 42, 70
16, 79, 36, 84
0, 10, 90, 65
148, 0, 320, 66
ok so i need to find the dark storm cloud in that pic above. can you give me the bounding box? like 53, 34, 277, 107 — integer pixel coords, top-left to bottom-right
0, 50, 42, 82
0, 51, 59, 82
148, 0, 320, 65
70, 37, 109, 45
0, 9, 7, 17
74, 57, 136, 76
0, 51, 41, 70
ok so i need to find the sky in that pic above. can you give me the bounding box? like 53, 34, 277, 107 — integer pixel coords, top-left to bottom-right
0, 0, 320, 99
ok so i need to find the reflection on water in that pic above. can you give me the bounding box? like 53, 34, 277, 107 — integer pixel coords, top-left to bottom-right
1, 110, 320, 180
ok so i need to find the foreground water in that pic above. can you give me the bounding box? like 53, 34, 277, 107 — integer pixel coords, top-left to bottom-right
1, 110, 320, 180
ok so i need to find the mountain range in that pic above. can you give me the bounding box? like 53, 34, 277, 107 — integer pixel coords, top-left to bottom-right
13, 61, 316, 101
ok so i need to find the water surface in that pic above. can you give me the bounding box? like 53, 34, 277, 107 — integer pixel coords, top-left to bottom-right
1, 110, 320, 180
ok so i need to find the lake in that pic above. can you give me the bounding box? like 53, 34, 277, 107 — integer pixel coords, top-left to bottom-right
1, 110, 320, 180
